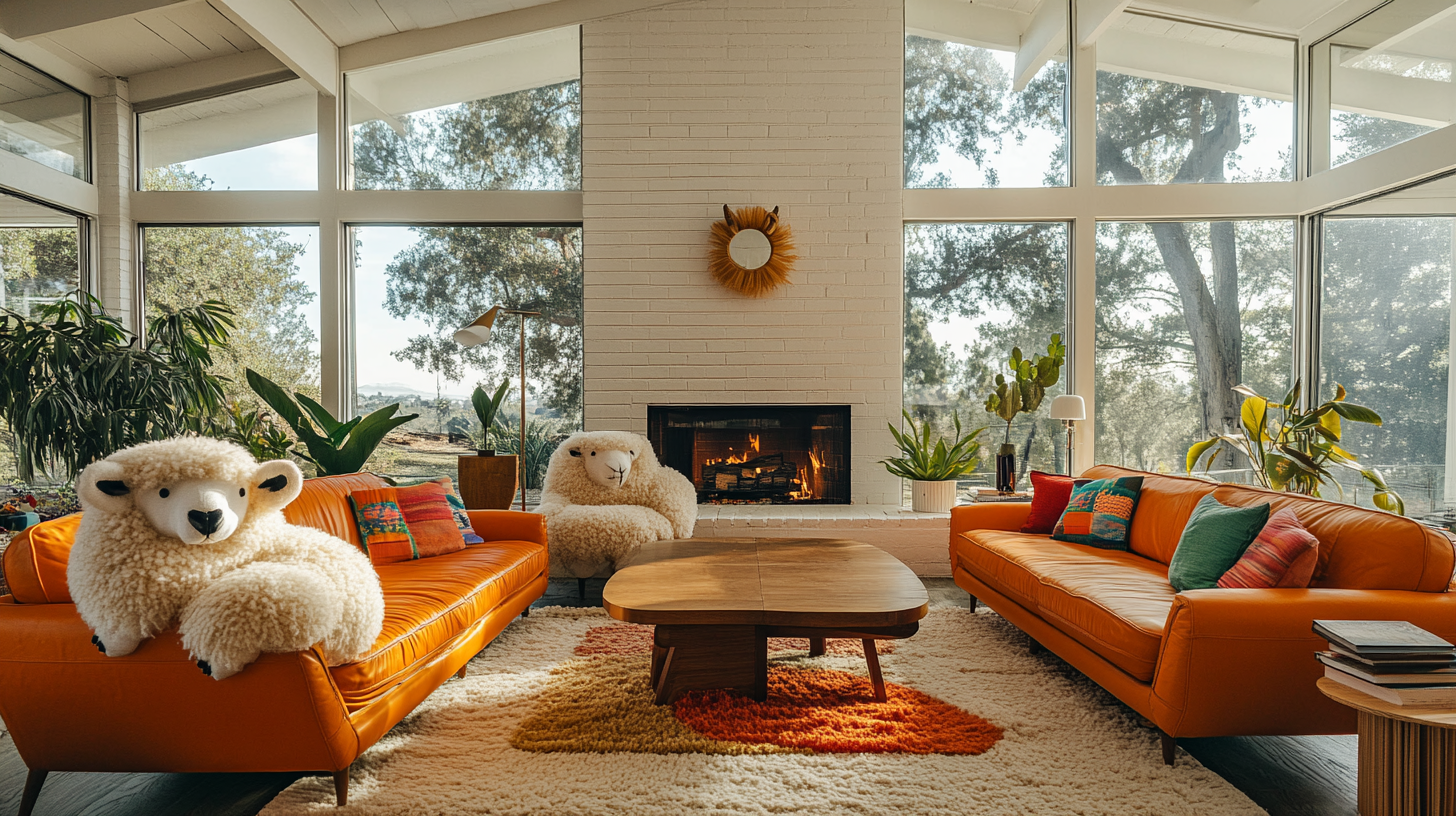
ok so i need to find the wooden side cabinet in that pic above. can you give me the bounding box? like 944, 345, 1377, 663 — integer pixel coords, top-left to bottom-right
1318, 678, 1456, 816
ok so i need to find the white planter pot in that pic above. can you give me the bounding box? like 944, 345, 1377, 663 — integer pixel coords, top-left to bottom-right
911, 479, 959, 513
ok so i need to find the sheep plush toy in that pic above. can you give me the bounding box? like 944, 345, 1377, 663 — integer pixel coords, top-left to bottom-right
537, 431, 697, 580
69, 437, 385, 680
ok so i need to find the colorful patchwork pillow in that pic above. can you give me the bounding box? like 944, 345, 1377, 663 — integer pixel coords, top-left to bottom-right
1217, 507, 1320, 589
395, 481, 468, 558
1021, 471, 1078, 535
348, 488, 419, 565
1167, 495, 1271, 592
1050, 476, 1144, 550
425, 476, 484, 544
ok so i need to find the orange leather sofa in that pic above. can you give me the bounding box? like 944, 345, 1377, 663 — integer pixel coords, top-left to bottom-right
0, 473, 548, 815
950, 465, 1456, 762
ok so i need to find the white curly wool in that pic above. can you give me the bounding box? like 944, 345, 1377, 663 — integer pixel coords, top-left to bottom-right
536, 431, 697, 578
67, 437, 385, 680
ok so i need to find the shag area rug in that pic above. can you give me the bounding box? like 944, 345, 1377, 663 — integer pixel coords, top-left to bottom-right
261, 606, 1267, 815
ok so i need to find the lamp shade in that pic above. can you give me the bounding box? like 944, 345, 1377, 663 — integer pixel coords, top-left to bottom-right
452, 305, 501, 347
1050, 394, 1085, 421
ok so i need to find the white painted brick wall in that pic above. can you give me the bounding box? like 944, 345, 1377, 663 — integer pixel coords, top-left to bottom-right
582, 0, 905, 506
93, 78, 134, 327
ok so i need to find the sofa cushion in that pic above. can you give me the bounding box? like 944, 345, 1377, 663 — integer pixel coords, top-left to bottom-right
283, 472, 388, 548
1167, 495, 1270, 591
328, 539, 547, 711
1218, 507, 1320, 589
2, 513, 81, 604
1082, 466, 1217, 565
1051, 476, 1144, 549
954, 530, 1176, 681
1022, 471, 1076, 534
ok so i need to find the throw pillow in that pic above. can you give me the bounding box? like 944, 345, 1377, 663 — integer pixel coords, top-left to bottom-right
395, 481, 468, 558
1217, 507, 1320, 589
1167, 495, 1272, 591
348, 488, 419, 565
1021, 471, 1077, 534
425, 476, 485, 544
1051, 476, 1144, 550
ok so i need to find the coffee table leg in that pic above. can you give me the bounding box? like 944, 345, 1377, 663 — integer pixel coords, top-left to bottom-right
1358, 710, 1456, 816
808, 637, 826, 657
654, 647, 676, 705
863, 639, 887, 702
753, 628, 768, 701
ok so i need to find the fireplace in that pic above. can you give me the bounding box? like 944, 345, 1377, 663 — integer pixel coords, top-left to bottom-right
648, 405, 850, 504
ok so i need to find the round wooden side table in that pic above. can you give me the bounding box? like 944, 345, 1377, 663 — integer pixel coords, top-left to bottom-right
1318, 678, 1456, 816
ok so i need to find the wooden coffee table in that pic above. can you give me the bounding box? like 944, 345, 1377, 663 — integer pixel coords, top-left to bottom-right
1319, 678, 1456, 815
602, 537, 929, 705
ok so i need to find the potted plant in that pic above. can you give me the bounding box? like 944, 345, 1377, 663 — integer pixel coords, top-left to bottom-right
457, 381, 518, 509
880, 409, 985, 512
1186, 380, 1404, 514
984, 334, 1065, 493
246, 370, 418, 476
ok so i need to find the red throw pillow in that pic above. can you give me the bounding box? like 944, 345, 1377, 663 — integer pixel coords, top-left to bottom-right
1021, 471, 1076, 534
394, 481, 468, 558
1217, 507, 1319, 589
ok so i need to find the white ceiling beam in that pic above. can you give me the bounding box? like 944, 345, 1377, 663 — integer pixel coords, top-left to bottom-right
339, 0, 677, 73
1302, 122, 1456, 214
1078, 0, 1132, 46
0, 29, 103, 96
211, 0, 337, 96
1339, 3, 1456, 66
130, 48, 292, 110
0, 148, 98, 215
0, 0, 196, 40
906, 0, 1023, 52
1014, 0, 1068, 92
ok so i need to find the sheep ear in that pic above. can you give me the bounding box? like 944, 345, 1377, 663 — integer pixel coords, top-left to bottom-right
569, 448, 582, 457
97, 480, 129, 496
251, 460, 303, 510
77, 461, 131, 513
259, 474, 288, 492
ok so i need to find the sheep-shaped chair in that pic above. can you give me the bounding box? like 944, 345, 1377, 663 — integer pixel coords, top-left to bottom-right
69, 437, 385, 680
536, 431, 696, 593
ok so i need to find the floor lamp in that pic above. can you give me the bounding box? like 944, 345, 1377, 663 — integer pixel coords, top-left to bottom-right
1050, 394, 1085, 477
453, 305, 542, 511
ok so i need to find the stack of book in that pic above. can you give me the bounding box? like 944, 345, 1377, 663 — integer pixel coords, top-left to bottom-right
974, 488, 1031, 503
1315, 619, 1456, 706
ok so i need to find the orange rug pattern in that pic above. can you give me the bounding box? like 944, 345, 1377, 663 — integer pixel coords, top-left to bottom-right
575, 622, 896, 658
674, 666, 1002, 755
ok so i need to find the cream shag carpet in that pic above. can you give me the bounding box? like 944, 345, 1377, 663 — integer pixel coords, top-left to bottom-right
261, 606, 1266, 816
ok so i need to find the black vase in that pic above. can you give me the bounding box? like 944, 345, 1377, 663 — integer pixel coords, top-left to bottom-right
996, 444, 1017, 493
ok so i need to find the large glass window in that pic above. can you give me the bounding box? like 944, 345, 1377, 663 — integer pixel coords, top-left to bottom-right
904, 1, 1068, 188
904, 222, 1069, 486
1095, 220, 1294, 473
0, 51, 87, 180
138, 79, 318, 191
351, 225, 583, 484
346, 27, 581, 191
1321, 176, 1456, 515
1096, 14, 1294, 185
142, 225, 321, 399
0, 189, 83, 317
1324, 0, 1456, 167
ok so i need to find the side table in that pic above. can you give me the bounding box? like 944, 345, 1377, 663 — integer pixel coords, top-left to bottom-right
1318, 677, 1456, 815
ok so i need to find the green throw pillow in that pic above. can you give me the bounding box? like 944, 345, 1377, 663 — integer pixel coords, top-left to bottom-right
1050, 476, 1144, 550
1167, 495, 1271, 592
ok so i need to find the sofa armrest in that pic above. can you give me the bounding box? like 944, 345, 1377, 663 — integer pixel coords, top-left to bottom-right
950, 503, 1034, 539
0, 600, 360, 773
466, 510, 547, 547
1150, 588, 1456, 737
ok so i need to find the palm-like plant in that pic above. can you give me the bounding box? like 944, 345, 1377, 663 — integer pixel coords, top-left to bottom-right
1186, 380, 1404, 514
246, 369, 419, 476
470, 381, 510, 450
880, 410, 985, 481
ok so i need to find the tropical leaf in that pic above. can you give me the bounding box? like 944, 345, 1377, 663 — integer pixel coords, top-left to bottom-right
1185, 437, 1221, 473
1329, 401, 1382, 425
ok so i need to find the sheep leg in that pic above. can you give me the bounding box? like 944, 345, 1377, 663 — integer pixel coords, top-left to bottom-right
89, 625, 143, 658
180, 563, 342, 680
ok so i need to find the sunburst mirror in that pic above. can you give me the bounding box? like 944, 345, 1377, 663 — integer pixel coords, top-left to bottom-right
708, 204, 797, 297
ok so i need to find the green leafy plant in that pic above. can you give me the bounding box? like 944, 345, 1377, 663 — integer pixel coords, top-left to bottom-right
246, 369, 419, 476
880, 410, 986, 481
489, 415, 568, 490
984, 334, 1065, 448
0, 292, 233, 482
470, 381, 511, 450
1186, 380, 1404, 514
203, 400, 295, 462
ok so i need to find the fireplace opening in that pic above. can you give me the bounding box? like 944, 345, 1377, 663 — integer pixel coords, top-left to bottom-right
648, 405, 850, 504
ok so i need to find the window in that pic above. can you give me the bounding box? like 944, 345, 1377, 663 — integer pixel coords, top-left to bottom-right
1096, 14, 1294, 185
904, 1, 1068, 188
0, 189, 83, 317
1324, 0, 1456, 167
138, 79, 318, 191
346, 27, 581, 191
1321, 177, 1456, 514
351, 225, 583, 482
142, 225, 321, 399
1095, 220, 1294, 473
904, 222, 1069, 482
0, 50, 87, 180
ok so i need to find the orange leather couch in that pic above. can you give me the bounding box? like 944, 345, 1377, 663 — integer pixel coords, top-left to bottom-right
950, 465, 1456, 762
0, 473, 548, 815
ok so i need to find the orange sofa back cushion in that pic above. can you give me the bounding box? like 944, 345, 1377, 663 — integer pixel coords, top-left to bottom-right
1082, 466, 1215, 565
281, 472, 387, 549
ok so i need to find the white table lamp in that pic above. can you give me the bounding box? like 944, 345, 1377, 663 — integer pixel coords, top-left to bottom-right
1050, 394, 1085, 476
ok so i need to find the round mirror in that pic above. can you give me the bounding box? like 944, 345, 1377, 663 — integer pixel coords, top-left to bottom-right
727, 229, 772, 270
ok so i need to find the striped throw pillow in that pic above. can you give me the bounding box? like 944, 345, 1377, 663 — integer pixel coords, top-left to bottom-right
395, 481, 468, 558
1217, 507, 1319, 589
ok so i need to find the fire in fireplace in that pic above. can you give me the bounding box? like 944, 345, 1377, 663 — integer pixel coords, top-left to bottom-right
648, 406, 850, 504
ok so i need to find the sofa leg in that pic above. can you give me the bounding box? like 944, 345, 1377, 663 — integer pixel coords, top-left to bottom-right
333, 767, 350, 807
1160, 731, 1176, 766
521, 605, 531, 617
967, 594, 978, 612
1027, 638, 1044, 655
578, 578, 587, 600
456, 664, 468, 679
18, 769, 47, 816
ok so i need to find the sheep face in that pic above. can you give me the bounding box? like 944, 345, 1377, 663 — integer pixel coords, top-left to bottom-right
136, 478, 250, 545
570, 444, 638, 489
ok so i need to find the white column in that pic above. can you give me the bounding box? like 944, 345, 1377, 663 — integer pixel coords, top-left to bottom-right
316, 91, 350, 419
93, 77, 136, 328
1069, 34, 1098, 475
1444, 219, 1456, 504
